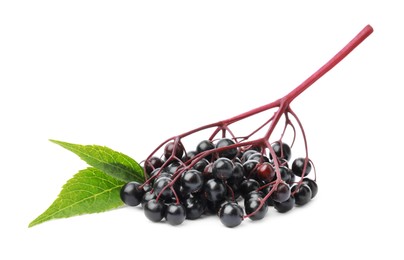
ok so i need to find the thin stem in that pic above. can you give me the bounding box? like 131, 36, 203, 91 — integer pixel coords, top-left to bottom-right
283, 25, 373, 104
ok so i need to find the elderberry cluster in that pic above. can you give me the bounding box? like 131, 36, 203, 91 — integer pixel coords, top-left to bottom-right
120, 138, 318, 228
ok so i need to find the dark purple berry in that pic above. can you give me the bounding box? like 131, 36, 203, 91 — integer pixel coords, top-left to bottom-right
303, 178, 318, 198
204, 179, 226, 202
219, 202, 244, 228
240, 179, 260, 198
292, 184, 312, 206
165, 203, 186, 225
196, 140, 215, 161
184, 195, 206, 220
181, 169, 204, 194
153, 177, 173, 200
292, 157, 312, 177
144, 199, 165, 222
164, 141, 184, 160
271, 182, 291, 203
215, 138, 238, 159
212, 157, 234, 180
274, 196, 295, 213
193, 158, 209, 172
245, 198, 268, 220
271, 141, 292, 161
145, 156, 164, 174
120, 182, 144, 206
141, 191, 156, 208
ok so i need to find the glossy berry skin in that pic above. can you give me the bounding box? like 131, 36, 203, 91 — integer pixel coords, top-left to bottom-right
303, 178, 318, 198
164, 142, 184, 160
165, 161, 181, 175
245, 198, 268, 220
183, 150, 197, 162
219, 202, 244, 228
141, 191, 156, 208
181, 169, 204, 194
243, 160, 259, 178
215, 138, 238, 159
292, 158, 312, 177
271, 182, 291, 203
274, 196, 295, 213
248, 152, 270, 163
145, 156, 164, 174
165, 203, 186, 225
204, 179, 226, 202
193, 158, 209, 172
144, 199, 165, 222
196, 140, 215, 161
292, 184, 312, 206
241, 150, 257, 163
120, 182, 145, 206
240, 179, 260, 198
279, 166, 294, 185
184, 195, 206, 220
271, 141, 292, 161
212, 157, 234, 180
256, 162, 276, 183
244, 190, 264, 202
153, 177, 173, 199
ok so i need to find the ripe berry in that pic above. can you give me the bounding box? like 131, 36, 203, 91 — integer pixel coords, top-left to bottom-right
244, 190, 264, 201
165, 203, 186, 225
141, 191, 156, 208
240, 179, 260, 198
256, 162, 276, 183
271, 182, 291, 203
145, 156, 164, 174
218, 202, 244, 228
204, 179, 226, 202
215, 138, 238, 159
181, 169, 204, 194
183, 150, 197, 162
165, 161, 181, 175
271, 141, 292, 161
193, 158, 209, 172
274, 196, 295, 213
245, 198, 268, 220
248, 152, 270, 163
184, 195, 206, 220
196, 140, 215, 161
144, 199, 165, 222
279, 166, 294, 185
229, 162, 245, 184
292, 157, 312, 177
164, 141, 184, 160
212, 157, 234, 180
243, 160, 259, 178
291, 184, 312, 206
120, 182, 145, 206
241, 150, 257, 163
303, 178, 318, 198
153, 177, 173, 199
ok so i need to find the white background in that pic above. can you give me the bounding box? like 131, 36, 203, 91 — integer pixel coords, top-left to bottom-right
1, 1, 403, 259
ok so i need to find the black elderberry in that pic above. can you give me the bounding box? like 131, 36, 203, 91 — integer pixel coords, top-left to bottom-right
303, 178, 318, 198
271, 141, 292, 161
181, 169, 204, 194
292, 157, 312, 177
212, 157, 234, 180
245, 198, 268, 220
204, 179, 227, 202
165, 203, 186, 225
120, 182, 145, 207
144, 199, 165, 222
218, 202, 244, 228
291, 184, 312, 206
215, 138, 238, 159
274, 196, 295, 213
196, 140, 215, 161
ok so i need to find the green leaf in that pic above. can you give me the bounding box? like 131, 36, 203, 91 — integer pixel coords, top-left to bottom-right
29, 167, 126, 227
50, 139, 144, 183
